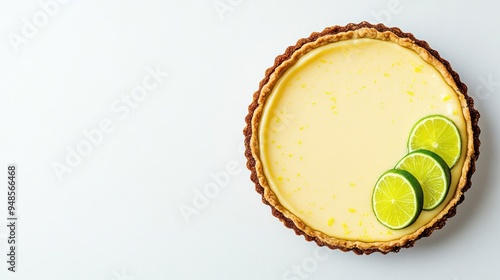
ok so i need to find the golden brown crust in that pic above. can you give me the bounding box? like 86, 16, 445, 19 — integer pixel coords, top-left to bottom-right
243, 22, 480, 255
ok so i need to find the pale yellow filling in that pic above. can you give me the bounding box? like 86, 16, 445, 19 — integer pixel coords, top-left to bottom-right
259, 38, 467, 242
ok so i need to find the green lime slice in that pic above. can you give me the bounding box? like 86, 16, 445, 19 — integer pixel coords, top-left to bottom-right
372, 169, 423, 230
407, 115, 462, 168
395, 150, 451, 210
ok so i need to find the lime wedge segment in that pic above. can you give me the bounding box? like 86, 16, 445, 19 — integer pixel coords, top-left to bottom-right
407, 115, 462, 168
395, 150, 451, 210
372, 169, 423, 230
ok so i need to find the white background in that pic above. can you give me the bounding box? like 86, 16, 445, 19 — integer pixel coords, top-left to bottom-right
0, 0, 498, 279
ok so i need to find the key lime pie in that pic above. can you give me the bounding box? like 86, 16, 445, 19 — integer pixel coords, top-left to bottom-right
244, 22, 480, 254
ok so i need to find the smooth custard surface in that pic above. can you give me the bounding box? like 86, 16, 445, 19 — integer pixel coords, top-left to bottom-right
259, 38, 467, 241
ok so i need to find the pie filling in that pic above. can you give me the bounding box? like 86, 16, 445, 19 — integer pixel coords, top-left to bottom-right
258, 38, 467, 241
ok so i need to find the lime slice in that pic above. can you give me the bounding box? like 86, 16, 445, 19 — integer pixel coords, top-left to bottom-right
395, 150, 451, 210
372, 169, 423, 230
407, 115, 462, 168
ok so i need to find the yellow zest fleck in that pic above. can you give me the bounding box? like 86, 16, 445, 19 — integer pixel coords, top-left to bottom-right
297, 140, 302, 145
442, 95, 451, 101
406, 91, 414, 96
349, 182, 356, 187
384, 72, 390, 77
348, 208, 356, 213
359, 234, 372, 241
288, 154, 293, 158
301, 84, 307, 88
296, 173, 301, 177
277, 176, 283, 181
342, 223, 351, 235
328, 217, 335, 226
414, 67, 422, 72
